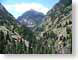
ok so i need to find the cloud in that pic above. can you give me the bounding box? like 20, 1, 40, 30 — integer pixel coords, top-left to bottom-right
3, 3, 49, 18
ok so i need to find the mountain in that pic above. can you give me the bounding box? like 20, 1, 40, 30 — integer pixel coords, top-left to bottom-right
0, 0, 72, 54
17, 9, 45, 28
35, 0, 72, 54
0, 3, 36, 54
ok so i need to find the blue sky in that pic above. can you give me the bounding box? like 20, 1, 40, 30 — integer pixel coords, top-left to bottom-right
1, 0, 59, 18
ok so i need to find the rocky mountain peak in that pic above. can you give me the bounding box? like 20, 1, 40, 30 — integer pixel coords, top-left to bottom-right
17, 9, 45, 28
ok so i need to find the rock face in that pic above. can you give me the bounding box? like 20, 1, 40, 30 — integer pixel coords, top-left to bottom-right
17, 9, 45, 28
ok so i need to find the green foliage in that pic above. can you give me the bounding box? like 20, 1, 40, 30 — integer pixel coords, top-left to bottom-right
66, 26, 71, 34
0, 0, 72, 54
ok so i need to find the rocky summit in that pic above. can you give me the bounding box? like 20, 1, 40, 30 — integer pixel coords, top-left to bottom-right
17, 9, 45, 28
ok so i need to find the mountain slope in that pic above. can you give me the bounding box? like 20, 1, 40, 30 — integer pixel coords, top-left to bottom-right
0, 0, 72, 54
0, 3, 36, 54
36, 0, 72, 54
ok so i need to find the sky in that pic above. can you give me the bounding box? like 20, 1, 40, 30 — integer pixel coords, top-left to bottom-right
0, 0, 60, 18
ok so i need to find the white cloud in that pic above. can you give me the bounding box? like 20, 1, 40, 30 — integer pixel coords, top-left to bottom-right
3, 3, 49, 18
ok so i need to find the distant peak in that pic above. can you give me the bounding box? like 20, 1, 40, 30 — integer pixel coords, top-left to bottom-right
29, 9, 35, 11
27, 9, 38, 12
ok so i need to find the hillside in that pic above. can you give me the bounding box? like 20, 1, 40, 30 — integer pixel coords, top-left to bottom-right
0, 3, 36, 54
0, 0, 72, 54
35, 0, 72, 54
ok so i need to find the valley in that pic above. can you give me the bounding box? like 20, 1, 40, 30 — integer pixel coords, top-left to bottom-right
0, 0, 72, 54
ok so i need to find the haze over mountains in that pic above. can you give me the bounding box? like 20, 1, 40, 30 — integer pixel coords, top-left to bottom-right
0, 0, 72, 54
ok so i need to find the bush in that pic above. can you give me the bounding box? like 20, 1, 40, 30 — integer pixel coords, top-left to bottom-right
66, 26, 71, 34
69, 20, 72, 24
